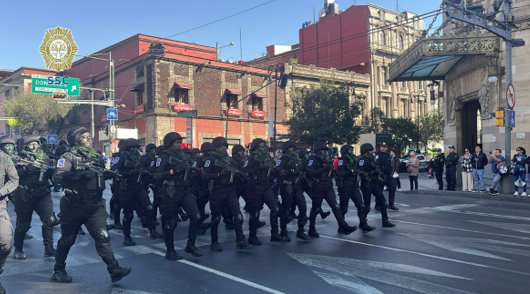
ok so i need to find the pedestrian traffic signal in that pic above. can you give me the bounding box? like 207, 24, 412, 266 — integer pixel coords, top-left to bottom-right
53, 92, 67, 99
495, 110, 504, 127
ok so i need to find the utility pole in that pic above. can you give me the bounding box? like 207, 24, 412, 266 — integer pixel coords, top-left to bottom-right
90, 89, 95, 137
273, 66, 279, 153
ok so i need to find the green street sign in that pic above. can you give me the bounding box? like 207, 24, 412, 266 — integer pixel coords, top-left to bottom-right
31, 76, 80, 96
176, 110, 197, 117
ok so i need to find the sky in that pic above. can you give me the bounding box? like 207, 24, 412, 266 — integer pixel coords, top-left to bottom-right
0, 0, 443, 71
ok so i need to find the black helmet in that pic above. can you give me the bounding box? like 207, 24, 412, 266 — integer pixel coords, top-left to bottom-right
232, 144, 245, 155
117, 139, 127, 149
212, 137, 228, 149
145, 143, 156, 153
182, 147, 192, 155
200, 142, 213, 153
22, 135, 40, 146
67, 127, 89, 146
155, 145, 166, 155
312, 142, 327, 153
163, 132, 183, 147
58, 139, 67, 146
250, 138, 267, 151
121, 138, 140, 150
298, 149, 309, 158
281, 141, 296, 153
191, 148, 201, 155
340, 145, 353, 157
39, 137, 47, 144
360, 143, 374, 154
0, 136, 15, 146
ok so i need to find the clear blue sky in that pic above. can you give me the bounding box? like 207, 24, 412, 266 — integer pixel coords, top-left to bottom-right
0, 0, 442, 70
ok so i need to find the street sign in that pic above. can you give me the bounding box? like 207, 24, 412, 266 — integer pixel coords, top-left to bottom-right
46, 134, 58, 144
110, 125, 116, 134
186, 117, 192, 145
176, 110, 197, 118
107, 109, 118, 120
509, 110, 516, 128
31, 76, 80, 96
7, 119, 19, 126
506, 83, 515, 110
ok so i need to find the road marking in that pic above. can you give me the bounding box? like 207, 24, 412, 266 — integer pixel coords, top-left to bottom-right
320, 235, 530, 276
111, 287, 163, 294
450, 210, 530, 221
468, 220, 530, 234
289, 253, 476, 294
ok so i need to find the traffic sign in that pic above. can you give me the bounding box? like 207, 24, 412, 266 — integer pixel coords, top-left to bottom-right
110, 125, 116, 134
509, 110, 516, 128
107, 109, 118, 120
506, 83, 515, 110
176, 110, 197, 118
31, 76, 80, 96
46, 134, 58, 144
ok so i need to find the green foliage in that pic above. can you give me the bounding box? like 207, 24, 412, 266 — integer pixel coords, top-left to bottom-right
3, 91, 74, 136
415, 109, 444, 152
284, 81, 362, 145
382, 117, 420, 155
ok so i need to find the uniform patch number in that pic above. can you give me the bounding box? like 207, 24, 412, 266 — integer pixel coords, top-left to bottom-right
204, 160, 210, 168
150, 161, 155, 167
57, 159, 65, 168
308, 160, 313, 167
359, 160, 364, 166
156, 158, 161, 167
276, 160, 281, 166
338, 160, 343, 166
192, 162, 197, 168
244, 160, 248, 168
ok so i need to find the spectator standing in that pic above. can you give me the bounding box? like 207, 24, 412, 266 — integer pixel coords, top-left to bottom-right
513, 147, 527, 197
390, 150, 401, 192
406, 152, 420, 190
445, 145, 459, 191
459, 148, 474, 191
488, 149, 505, 195
432, 149, 445, 190
471, 144, 488, 192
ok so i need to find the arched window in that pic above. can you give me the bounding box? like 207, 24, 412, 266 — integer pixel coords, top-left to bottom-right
398, 35, 404, 49
379, 31, 386, 45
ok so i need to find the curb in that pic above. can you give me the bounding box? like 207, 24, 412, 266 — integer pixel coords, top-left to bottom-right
399, 189, 530, 204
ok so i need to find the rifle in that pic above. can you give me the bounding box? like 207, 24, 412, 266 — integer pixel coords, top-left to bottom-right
262, 157, 284, 178
14, 157, 54, 182
213, 159, 250, 183
168, 156, 200, 181
124, 160, 154, 183
74, 160, 120, 188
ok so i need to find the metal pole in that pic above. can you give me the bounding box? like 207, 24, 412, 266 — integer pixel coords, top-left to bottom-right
109, 52, 115, 145
504, 1, 512, 162
273, 66, 278, 153
90, 90, 95, 137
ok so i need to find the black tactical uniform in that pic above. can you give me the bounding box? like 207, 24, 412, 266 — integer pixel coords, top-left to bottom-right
246, 138, 285, 245
306, 142, 357, 237
111, 139, 162, 245
52, 127, 131, 284
336, 145, 375, 233
52, 139, 68, 192
445, 149, 459, 191
231, 145, 249, 205
0, 138, 19, 294
195, 143, 213, 226
12, 135, 57, 259
433, 151, 445, 190
277, 141, 310, 240
140, 144, 157, 192
203, 137, 252, 251
376, 144, 397, 210
155, 132, 202, 260
109, 140, 127, 229
355, 143, 395, 229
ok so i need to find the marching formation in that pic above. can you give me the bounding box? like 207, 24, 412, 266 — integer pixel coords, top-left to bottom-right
0, 127, 398, 293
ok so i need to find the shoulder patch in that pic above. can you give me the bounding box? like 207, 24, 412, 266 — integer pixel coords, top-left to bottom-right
57, 159, 65, 168
114, 157, 120, 165
338, 160, 343, 166
359, 160, 364, 166
308, 159, 313, 167
276, 159, 281, 166
244, 160, 248, 168
204, 160, 210, 168
375, 155, 379, 160
150, 161, 155, 167
156, 158, 161, 167
192, 161, 197, 168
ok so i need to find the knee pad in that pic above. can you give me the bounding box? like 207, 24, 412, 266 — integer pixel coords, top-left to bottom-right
165, 218, 178, 231
15, 222, 31, 233
58, 234, 76, 248
0, 243, 11, 256
234, 213, 244, 225
211, 214, 222, 225
122, 212, 134, 223
95, 230, 110, 245
43, 215, 57, 228
189, 212, 201, 223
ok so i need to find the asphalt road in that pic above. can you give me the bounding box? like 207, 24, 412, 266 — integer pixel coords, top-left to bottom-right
3, 182, 530, 294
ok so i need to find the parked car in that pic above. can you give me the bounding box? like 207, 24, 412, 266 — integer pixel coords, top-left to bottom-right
399, 154, 430, 172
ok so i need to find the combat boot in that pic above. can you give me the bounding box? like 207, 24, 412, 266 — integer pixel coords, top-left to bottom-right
341, 224, 358, 235
24, 234, 33, 240
210, 240, 223, 252
107, 260, 132, 283
123, 236, 136, 247
359, 220, 376, 233
257, 220, 266, 229
236, 236, 252, 250
113, 218, 123, 230
184, 240, 203, 257
165, 250, 183, 260
13, 248, 26, 260
78, 228, 85, 236
51, 262, 73, 283
382, 217, 396, 228
149, 229, 163, 239
248, 233, 262, 246
270, 228, 284, 242
308, 226, 320, 238
296, 229, 310, 240
280, 229, 291, 242
337, 226, 345, 234
320, 210, 331, 219
44, 245, 56, 257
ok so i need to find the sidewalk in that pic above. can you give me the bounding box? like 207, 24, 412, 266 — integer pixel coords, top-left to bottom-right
397, 172, 530, 204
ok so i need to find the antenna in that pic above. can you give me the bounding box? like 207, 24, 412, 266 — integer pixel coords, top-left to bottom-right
239, 28, 243, 61
396, 0, 400, 12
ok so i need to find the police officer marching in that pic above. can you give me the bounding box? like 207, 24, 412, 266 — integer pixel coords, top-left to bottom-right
376, 142, 399, 210
52, 127, 131, 283
445, 145, 459, 191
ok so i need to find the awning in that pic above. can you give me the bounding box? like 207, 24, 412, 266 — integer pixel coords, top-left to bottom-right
252, 92, 266, 98
174, 82, 193, 90
225, 88, 242, 95
129, 84, 144, 92
388, 32, 500, 82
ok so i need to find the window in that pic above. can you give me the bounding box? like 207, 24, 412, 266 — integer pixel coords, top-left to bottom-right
379, 31, 386, 45
227, 94, 238, 108
380, 67, 387, 85
398, 35, 404, 49
252, 97, 263, 111
402, 81, 407, 87
175, 88, 189, 104
400, 99, 407, 117
4, 90, 9, 98
381, 98, 389, 117
136, 92, 144, 106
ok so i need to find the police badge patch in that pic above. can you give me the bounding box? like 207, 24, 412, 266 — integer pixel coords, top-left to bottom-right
114, 157, 120, 165
338, 160, 343, 166
308, 160, 313, 167
150, 161, 155, 167
359, 160, 364, 166
204, 160, 210, 168
276, 160, 281, 166
57, 159, 65, 168
156, 158, 161, 167
244, 160, 248, 168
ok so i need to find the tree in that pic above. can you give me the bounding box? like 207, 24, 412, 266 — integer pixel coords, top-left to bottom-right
284, 81, 362, 145
415, 109, 444, 153
382, 117, 420, 155
3, 91, 75, 136
361, 107, 384, 134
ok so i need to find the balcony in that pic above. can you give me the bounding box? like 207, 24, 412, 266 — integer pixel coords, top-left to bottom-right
379, 84, 391, 92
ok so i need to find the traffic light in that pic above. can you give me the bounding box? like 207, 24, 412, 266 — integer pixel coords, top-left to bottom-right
53, 92, 67, 99
104, 123, 109, 136
279, 73, 289, 89
495, 110, 504, 127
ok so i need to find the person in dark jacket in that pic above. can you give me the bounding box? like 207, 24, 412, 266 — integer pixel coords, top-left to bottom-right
471, 144, 488, 192
432, 149, 445, 190
375, 142, 396, 210
445, 145, 459, 191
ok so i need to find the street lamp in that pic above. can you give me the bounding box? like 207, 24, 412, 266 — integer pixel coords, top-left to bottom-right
216, 42, 234, 60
